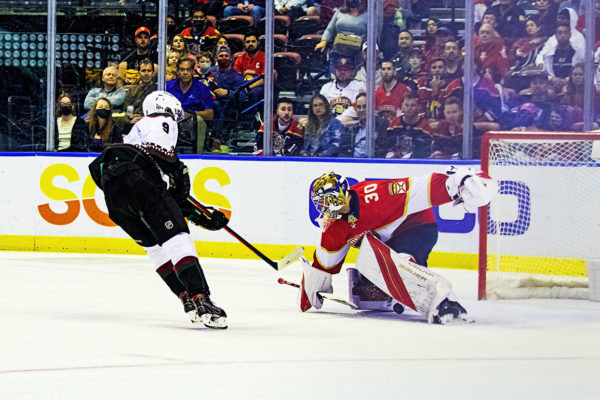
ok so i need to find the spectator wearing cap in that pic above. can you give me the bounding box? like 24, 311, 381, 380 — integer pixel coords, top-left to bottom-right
391, 30, 414, 78
181, 7, 220, 53
485, 0, 527, 43
118, 27, 158, 86
354, 42, 382, 88
254, 97, 305, 156
320, 56, 366, 117
515, 70, 555, 127
234, 32, 265, 112
209, 46, 246, 138
167, 58, 214, 153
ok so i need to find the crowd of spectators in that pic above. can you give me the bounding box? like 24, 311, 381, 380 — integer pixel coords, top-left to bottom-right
43, 0, 599, 157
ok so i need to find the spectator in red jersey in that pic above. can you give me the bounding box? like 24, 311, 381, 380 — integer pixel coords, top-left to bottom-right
254, 97, 304, 156
375, 60, 410, 123
338, 60, 407, 127
234, 32, 265, 111
475, 23, 509, 77
382, 91, 432, 159
180, 7, 221, 54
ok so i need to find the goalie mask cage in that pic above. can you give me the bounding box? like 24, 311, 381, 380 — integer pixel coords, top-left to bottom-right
478, 131, 600, 300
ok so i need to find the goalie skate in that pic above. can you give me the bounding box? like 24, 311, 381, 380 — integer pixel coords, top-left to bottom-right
191, 294, 228, 329
432, 299, 473, 324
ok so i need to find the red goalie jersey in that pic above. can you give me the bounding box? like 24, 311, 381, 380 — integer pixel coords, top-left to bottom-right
312, 173, 452, 274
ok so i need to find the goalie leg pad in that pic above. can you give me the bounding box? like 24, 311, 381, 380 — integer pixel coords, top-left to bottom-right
355, 234, 456, 323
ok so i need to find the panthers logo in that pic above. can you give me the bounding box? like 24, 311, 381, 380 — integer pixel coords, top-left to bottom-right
388, 181, 407, 195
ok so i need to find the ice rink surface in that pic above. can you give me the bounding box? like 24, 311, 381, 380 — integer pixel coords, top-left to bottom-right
1, 251, 599, 400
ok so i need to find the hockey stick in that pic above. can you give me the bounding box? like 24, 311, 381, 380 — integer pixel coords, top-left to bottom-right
187, 196, 303, 271
277, 278, 358, 308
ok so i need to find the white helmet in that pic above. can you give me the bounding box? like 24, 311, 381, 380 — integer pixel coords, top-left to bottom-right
142, 91, 184, 122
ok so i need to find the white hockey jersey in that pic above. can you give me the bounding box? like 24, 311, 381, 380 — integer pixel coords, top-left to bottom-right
124, 115, 179, 162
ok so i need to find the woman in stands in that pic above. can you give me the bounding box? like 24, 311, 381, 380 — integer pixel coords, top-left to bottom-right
87, 98, 125, 152
169, 34, 196, 62
315, 0, 381, 53
510, 15, 547, 75
301, 94, 345, 157
559, 63, 585, 110
55, 93, 88, 152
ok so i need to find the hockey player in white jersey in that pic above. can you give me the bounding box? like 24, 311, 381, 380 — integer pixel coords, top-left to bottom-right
300, 168, 497, 324
89, 91, 229, 329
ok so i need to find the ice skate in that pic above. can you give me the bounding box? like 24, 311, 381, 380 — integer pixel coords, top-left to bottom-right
191, 294, 228, 329
433, 298, 473, 324
179, 291, 199, 323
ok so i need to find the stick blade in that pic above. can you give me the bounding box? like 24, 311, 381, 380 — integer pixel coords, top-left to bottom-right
276, 246, 304, 270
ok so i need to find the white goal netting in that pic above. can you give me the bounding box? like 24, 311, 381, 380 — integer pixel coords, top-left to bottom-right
480, 132, 600, 300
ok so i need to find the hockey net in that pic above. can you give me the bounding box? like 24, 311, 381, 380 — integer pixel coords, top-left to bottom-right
479, 131, 600, 300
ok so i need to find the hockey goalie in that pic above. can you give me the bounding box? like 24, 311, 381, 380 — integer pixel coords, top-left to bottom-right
299, 168, 498, 324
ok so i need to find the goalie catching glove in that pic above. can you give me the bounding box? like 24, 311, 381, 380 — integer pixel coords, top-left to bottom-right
445, 166, 498, 212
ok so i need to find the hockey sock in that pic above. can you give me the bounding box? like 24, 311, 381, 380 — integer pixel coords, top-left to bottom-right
155, 261, 186, 296
173, 256, 210, 297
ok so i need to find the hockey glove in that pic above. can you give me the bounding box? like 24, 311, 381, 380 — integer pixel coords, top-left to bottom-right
186, 205, 229, 231
298, 257, 333, 312
168, 161, 191, 204
444, 166, 498, 212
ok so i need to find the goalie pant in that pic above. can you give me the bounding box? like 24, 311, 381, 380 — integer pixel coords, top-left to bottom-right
88, 141, 211, 302
301, 172, 459, 312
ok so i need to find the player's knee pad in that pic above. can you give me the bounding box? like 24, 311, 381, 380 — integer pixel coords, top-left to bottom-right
162, 233, 197, 266
144, 244, 172, 270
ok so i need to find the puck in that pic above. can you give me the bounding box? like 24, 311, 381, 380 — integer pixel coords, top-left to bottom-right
392, 303, 405, 314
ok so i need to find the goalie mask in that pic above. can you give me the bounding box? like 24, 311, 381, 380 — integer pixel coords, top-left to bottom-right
143, 90, 184, 122
311, 171, 350, 221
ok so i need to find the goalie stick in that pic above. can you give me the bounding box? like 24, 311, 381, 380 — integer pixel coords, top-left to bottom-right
187, 196, 303, 271
277, 278, 359, 308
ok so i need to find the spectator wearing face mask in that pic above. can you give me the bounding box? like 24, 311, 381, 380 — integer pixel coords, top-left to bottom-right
181, 7, 220, 53
209, 46, 247, 138
55, 92, 88, 152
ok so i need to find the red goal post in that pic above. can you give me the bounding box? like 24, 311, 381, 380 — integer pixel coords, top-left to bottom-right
478, 131, 600, 300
